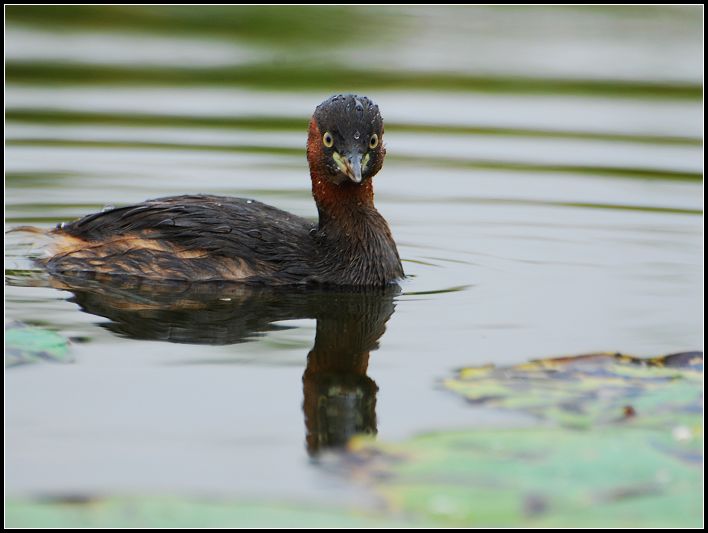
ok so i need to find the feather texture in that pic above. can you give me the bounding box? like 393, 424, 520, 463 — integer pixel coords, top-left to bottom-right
46, 194, 403, 286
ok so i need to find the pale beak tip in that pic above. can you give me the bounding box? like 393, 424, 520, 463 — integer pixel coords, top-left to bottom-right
348, 153, 363, 184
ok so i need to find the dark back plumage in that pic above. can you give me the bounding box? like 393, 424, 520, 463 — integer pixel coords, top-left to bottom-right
50, 195, 317, 283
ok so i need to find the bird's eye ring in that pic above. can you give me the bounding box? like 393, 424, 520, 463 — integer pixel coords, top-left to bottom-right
369, 133, 379, 149
323, 132, 334, 148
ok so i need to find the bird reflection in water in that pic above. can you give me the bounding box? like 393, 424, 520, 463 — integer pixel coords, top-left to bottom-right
49, 273, 398, 456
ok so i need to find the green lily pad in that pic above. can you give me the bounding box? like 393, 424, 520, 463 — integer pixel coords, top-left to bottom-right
4, 498, 433, 528
337, 351, 703, 527
443, 351, 703, 430
346, 426, 702, 527
5, 322, 73, 367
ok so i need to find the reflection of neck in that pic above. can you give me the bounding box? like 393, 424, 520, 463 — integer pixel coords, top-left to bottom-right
306, 308, 385, 372
302, 293, 395, 455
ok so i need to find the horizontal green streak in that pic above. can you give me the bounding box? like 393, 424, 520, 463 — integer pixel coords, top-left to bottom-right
8, 138, 301, 157
5, 110, 311, 132
392, 124, 701, 146
559, 201, 702, 215
6, 109, 701, 146
433, 196, 702, 216
399, 155, 702, 182
6, 62, 701, 100
7, 138, 701, 182
5, 6, 383, 48
5, 218, 67, 225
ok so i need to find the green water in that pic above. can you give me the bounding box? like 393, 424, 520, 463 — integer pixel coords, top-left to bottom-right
4, 5, 703, 526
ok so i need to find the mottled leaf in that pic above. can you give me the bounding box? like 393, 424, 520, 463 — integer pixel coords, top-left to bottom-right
444, 351, 703, 430
337, 351, 703, 527
345, 426, 702, 527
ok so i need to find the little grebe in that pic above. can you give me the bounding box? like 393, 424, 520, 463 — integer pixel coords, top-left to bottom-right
42, 94, 404, 286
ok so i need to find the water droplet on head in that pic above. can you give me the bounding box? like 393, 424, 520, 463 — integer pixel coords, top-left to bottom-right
354, 98, 364, 118
354, 131, 360, 140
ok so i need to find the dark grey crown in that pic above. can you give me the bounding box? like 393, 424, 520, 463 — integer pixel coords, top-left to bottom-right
313, 94, 383, 150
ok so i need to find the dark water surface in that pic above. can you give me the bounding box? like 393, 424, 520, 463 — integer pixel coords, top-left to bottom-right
5, 6, 703, 506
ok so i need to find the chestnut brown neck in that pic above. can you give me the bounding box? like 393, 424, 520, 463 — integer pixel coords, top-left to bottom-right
310, 175, 376, 228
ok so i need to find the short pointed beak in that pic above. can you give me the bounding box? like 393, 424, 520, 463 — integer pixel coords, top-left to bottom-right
332, 150, 364, 184
347, 152, 363, 184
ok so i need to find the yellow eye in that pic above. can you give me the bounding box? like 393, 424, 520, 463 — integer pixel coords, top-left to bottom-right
323, 132, 334, 148
369, 133, 379, 149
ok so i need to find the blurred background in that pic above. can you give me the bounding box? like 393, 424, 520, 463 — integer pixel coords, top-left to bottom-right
5, 5, 703, 527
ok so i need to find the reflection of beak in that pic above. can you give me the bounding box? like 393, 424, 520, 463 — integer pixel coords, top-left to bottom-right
333, 151, 363, 184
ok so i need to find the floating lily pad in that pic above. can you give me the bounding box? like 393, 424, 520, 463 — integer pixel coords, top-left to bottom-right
346, 425, 702, 527
338, 351, 703, 527
5, 322, 73, 367
443, 351, 703, 430
4, 498, 431, 528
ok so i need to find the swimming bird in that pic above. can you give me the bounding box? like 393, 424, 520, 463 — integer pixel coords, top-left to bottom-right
39, 94, 404, 287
